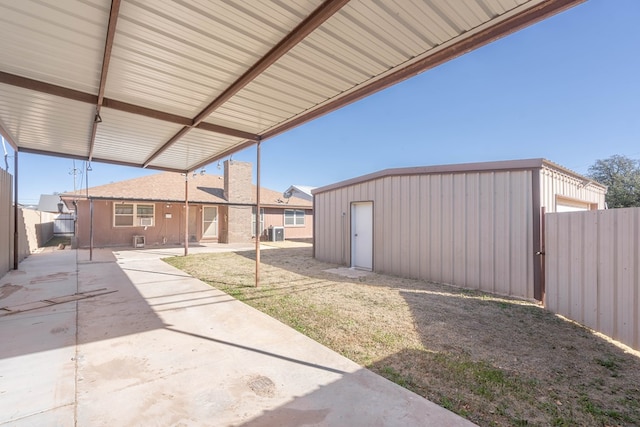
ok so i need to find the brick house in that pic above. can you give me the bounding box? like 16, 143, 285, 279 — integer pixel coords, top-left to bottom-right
61, 160, 312, 248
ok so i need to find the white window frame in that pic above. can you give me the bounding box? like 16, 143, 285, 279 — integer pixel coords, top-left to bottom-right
284, 209, 305, 227
113, 202, 155, 227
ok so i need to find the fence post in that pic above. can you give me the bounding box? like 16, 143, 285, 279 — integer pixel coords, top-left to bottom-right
539, 206, 546, 305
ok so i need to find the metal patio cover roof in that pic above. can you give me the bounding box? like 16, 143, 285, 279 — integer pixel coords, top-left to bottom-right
0, 0, 583, 173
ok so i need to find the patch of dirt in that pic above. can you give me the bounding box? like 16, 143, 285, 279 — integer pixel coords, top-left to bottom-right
43, 236, 72, 248
165, 247, 640, 426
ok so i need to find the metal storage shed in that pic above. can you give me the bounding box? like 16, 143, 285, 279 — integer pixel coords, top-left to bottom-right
312, 159, 607, 301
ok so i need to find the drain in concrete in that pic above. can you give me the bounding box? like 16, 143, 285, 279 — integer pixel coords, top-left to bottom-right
247, 375, 276, 397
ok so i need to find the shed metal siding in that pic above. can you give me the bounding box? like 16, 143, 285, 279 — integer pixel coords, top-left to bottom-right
540, 165, 606, 211
315, 169, 535, 299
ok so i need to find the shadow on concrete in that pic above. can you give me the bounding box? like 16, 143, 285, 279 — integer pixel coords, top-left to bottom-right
167, 327, 346, 375
0, 248, 166, 361
236, 366, 472, 427
1, 244, 472, 426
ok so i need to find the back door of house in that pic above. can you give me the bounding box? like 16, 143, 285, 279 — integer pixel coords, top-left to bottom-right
351, 202, 373, 270
188, 207, 197, 241
202, 206, 218, 238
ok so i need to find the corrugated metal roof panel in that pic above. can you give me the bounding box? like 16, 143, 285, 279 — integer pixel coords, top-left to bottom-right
91, 108, 183, 165
205, 105, 284, 135
0, 0, 582, 172
105, 0, 322, 117
148, 128, 244, 171
215, 0, 530, 135
0, 84, 93, 156
0, 0, 108, 93
249, 0, 549, 136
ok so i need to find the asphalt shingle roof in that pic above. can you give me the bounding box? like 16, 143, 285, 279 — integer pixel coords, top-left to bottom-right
62, 172, 311, 208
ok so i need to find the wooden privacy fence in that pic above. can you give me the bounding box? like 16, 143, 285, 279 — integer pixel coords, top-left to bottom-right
545, 208, 640, 351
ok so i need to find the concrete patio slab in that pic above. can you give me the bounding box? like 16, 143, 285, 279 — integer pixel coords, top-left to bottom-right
324, 267, 371, 279
1, 245, 475, 426
0, 250, 77, 425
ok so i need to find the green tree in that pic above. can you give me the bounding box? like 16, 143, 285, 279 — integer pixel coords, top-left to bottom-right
587, 155, 640, 208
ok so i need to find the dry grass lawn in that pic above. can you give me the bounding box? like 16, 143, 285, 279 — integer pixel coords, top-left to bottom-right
164, 247, 640, 426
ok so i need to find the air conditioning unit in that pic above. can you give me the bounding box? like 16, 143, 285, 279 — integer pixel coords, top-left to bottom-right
271, 226, 284, 242
139, 217, 153, 226
133, 235, 145, 248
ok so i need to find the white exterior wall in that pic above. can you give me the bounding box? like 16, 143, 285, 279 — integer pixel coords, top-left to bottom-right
315, 170, 536, 299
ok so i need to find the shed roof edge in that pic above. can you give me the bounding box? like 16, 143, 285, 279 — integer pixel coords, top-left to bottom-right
312, 159, 607, 195
313, 158, 547, 194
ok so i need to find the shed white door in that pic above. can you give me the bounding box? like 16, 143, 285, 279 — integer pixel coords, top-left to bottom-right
351, 202, 373, 270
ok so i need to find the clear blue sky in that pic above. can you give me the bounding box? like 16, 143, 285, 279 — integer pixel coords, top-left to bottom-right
4, 0, 640, 205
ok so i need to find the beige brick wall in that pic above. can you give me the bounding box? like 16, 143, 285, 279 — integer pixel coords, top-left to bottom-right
224, 160, 253, 204
226, 205, 253, 243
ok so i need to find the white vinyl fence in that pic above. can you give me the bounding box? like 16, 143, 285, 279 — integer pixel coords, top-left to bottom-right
545, 208, 640, 351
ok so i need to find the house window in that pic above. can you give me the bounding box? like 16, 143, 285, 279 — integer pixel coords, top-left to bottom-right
114, 203, 134, 226
284, 209, 305, 226
113, 203, 155, 227
252, 207, 264, 237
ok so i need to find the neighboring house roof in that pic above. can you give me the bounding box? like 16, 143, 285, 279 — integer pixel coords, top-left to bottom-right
313, 158, 607, 195
283, 185, 316, 201
61, 172, 312, 208
37, 194, 71, 213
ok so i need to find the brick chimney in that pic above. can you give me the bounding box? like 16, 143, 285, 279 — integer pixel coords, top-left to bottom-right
223, 160, 253, 204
